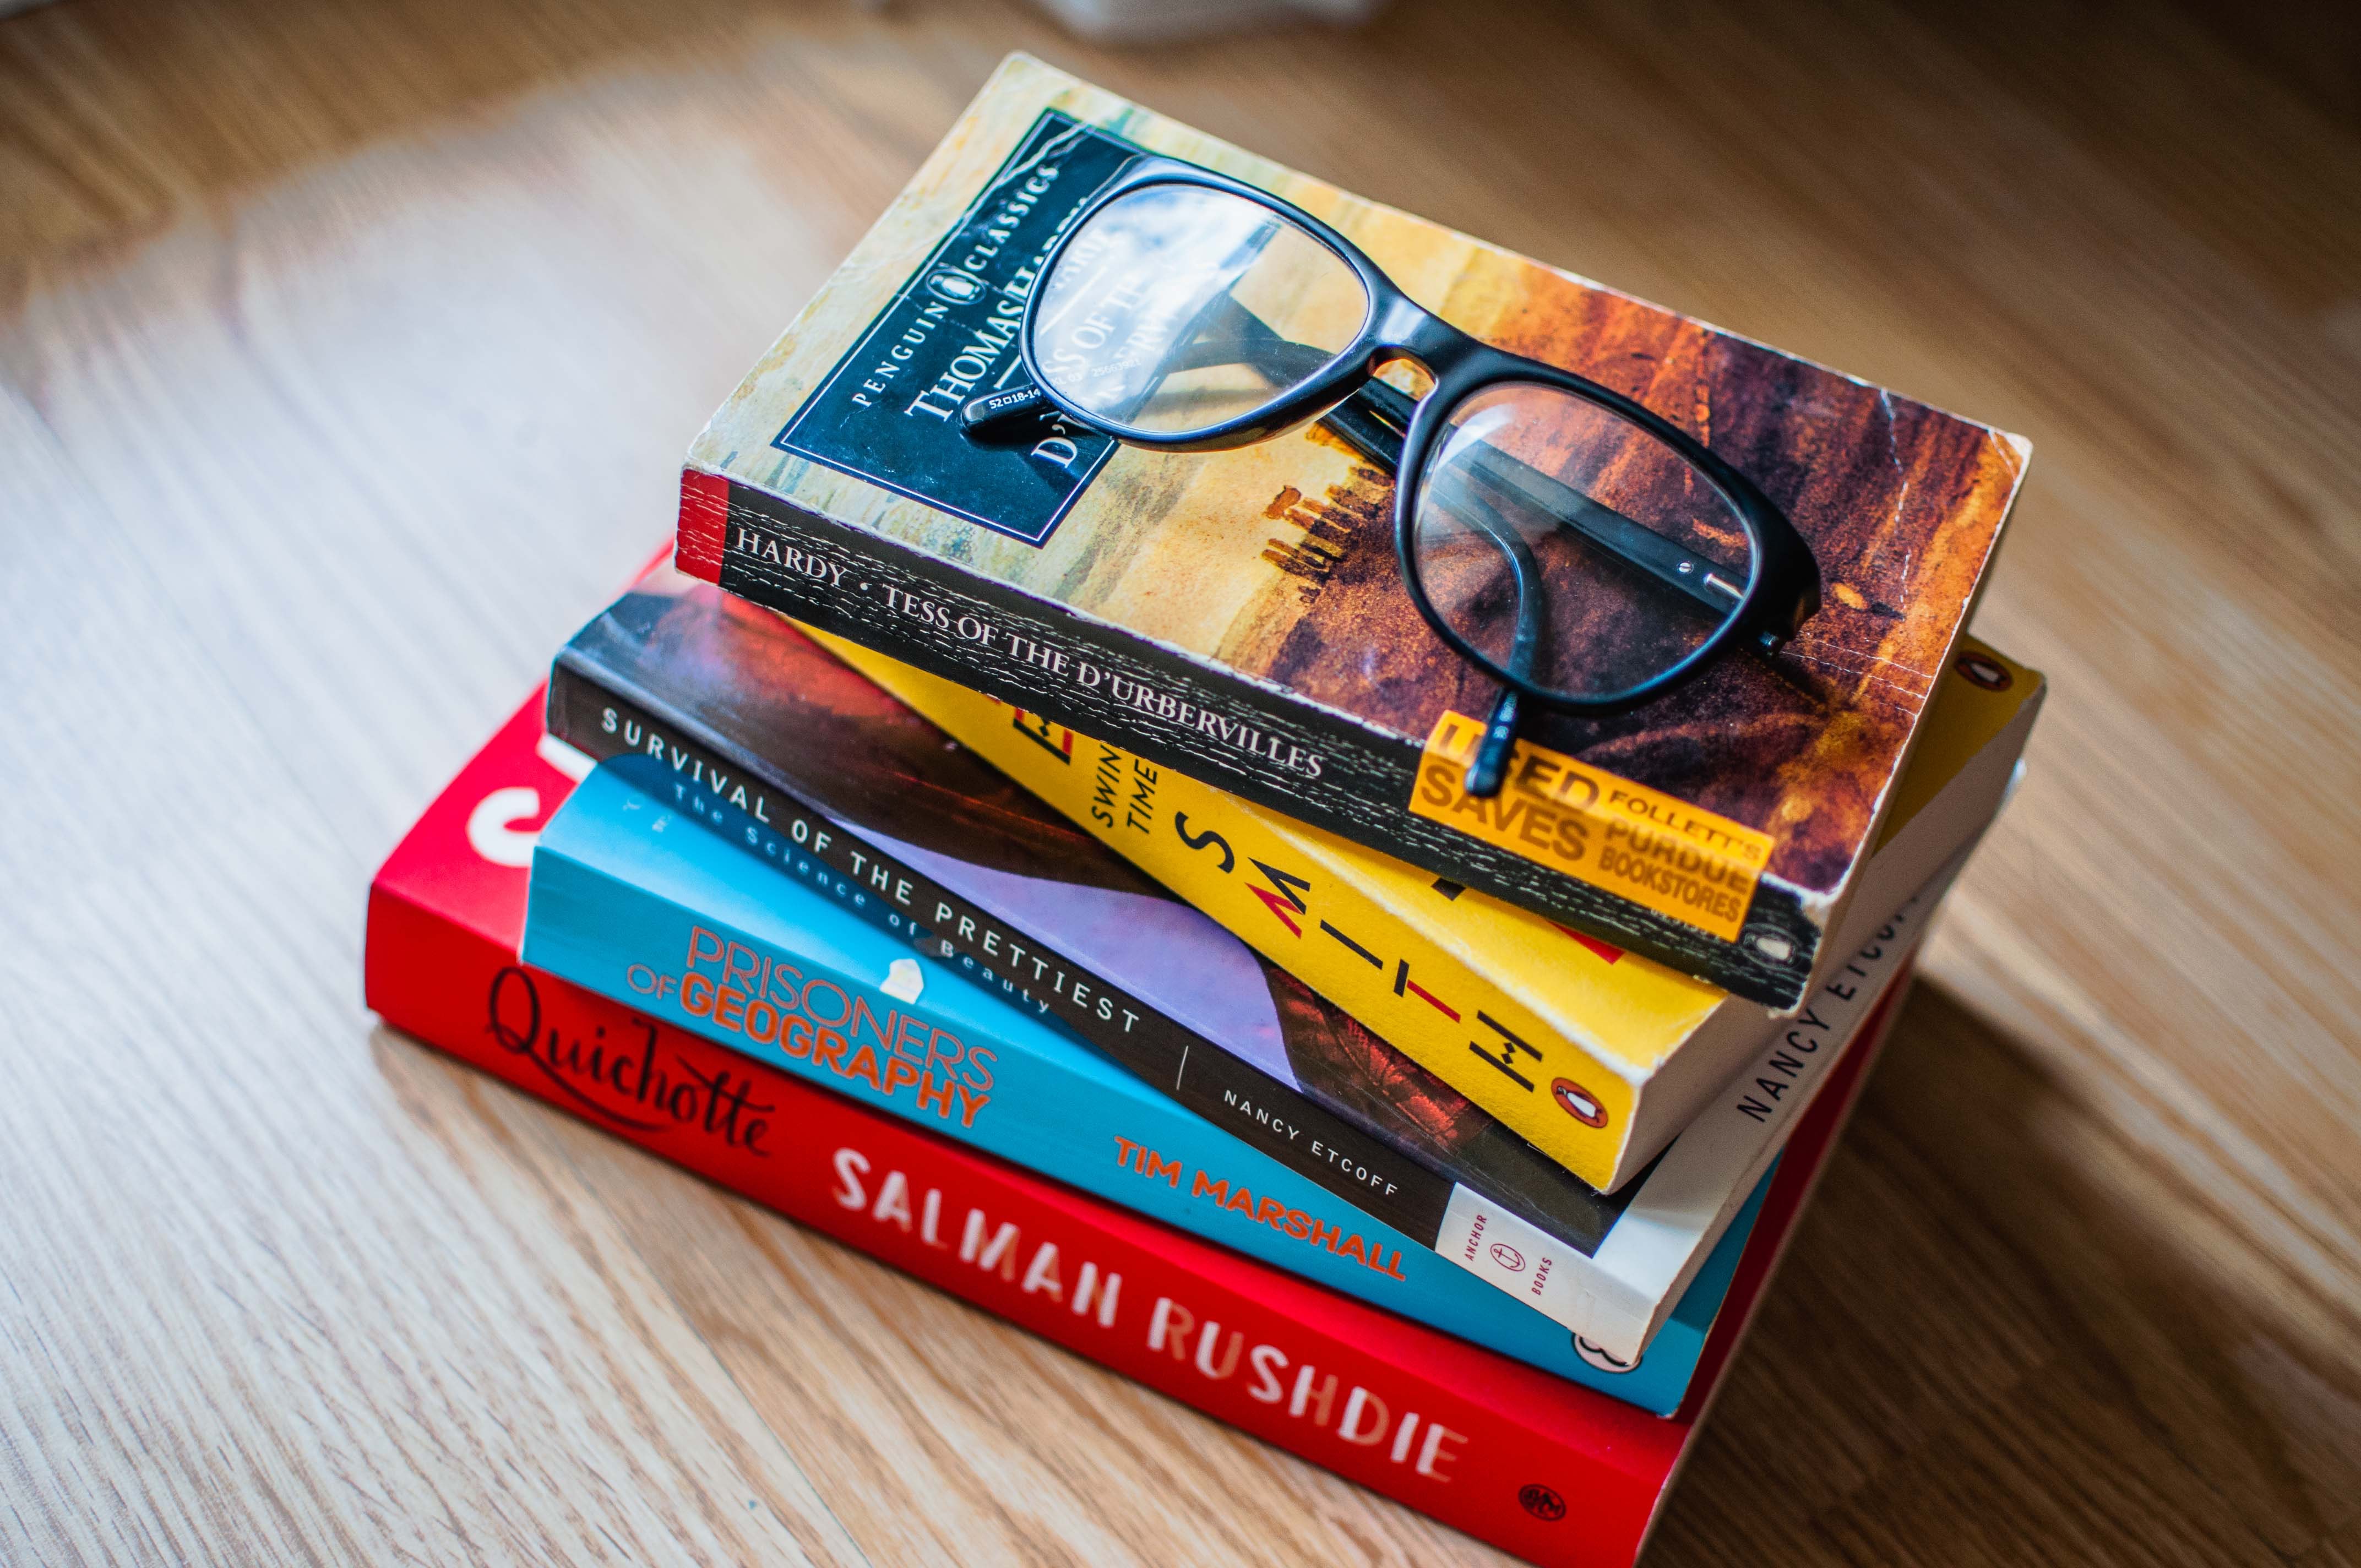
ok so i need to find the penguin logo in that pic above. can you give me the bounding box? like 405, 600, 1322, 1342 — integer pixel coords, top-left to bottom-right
1552, 1077, 1609, 1128
926, 269, 984, 305
1956, 650, 2012, 691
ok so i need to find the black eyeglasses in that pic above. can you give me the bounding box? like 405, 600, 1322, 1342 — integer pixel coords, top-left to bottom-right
962, 157, 1821, 798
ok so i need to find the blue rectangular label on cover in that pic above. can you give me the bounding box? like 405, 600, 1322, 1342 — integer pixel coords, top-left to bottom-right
770, 111, 1134, 546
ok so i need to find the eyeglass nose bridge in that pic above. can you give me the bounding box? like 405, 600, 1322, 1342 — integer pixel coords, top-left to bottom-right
1368, 298, 1488, 386
1359, 301, 1482, 415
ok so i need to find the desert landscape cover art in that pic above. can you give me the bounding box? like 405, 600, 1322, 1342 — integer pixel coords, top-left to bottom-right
691, 56, 2028, 901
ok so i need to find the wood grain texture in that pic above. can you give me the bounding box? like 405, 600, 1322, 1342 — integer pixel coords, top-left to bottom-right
1, 2, 2354, 1565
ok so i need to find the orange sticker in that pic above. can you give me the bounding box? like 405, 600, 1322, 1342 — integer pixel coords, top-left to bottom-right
1409, 711, 1771, 943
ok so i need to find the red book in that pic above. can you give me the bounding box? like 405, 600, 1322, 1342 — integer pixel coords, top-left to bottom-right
366, 694, 1908, 1568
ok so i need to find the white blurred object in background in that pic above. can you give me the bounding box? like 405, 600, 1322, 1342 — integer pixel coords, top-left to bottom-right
1029, 0, 1383, 42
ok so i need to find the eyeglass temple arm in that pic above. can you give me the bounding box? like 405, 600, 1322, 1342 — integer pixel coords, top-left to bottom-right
1168, 299, 1334, 382
961, 294, 1331, 433
1192, 320, 1762, 640
1144, 309, 1543, 796
962, 315, 1746, 628
1193, 311, 1541, 798
1198, 315, 1752, 618
958, 303, 1783, 641
1453, 487, 1543, 800
1328, 381, 1766, 637
1231, 312, 1809, 657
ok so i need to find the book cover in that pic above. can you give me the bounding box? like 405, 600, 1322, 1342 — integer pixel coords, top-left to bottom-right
550, 571, 1667, 1245
524, 754, 1917, 1403
366, 694, 1901, 1568
674, 53, 2031, 1010
547, 568, 1939, 1359
817, 623, 2039, 1191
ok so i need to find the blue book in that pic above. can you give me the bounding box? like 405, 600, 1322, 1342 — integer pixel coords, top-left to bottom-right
524, 759, 1769, 1412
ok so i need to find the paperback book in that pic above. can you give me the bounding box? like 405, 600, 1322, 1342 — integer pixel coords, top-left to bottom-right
545, 567, 1955, 1359
674, 52, 2031, 1009
367, 694, 1905, 1568
814, 622, 2039, 1190
523, 753, 1923, 1394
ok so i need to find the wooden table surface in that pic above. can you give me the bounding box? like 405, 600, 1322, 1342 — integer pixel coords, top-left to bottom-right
4, 2, 2357, 1563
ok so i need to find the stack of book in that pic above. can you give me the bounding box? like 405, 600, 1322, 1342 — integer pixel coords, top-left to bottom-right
366, 56, 2041, 1567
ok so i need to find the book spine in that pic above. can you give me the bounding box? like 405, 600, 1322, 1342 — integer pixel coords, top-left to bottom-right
363, 885, 1662, 1568
678, 470, 1817, 1010
545, 662, 1459, 1240
545, 659, 1631, 1288
811, 631, 1652, 1190
519, 787, 1714, 1409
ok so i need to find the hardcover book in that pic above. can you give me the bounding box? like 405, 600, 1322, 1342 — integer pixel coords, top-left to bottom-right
366, 694, 1901, 1568
546, 567, 1945, 1359
815, 622, 2038, 1191
521, 754, 1914, 1403
674, 52, 2031, 1010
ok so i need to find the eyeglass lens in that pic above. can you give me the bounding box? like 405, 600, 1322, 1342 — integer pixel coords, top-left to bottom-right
1409, 383, 1758, 701
1031, 184, 1369, 434
1033, 182, 1757, 709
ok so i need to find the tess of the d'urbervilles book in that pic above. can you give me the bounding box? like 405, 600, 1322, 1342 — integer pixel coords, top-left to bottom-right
670, 54, 2030, 1014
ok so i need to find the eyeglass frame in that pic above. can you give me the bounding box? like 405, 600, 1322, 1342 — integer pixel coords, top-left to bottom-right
998, 155, 1823, 775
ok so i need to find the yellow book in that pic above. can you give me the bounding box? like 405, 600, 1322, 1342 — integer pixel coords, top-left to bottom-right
812, 625, 2043, 1190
